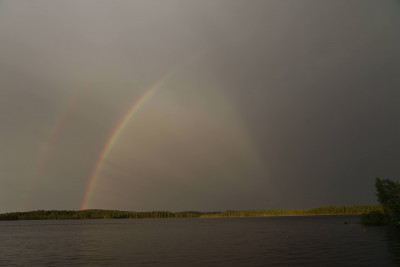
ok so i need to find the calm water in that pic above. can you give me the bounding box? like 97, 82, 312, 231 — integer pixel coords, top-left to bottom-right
1, 215, 399, 266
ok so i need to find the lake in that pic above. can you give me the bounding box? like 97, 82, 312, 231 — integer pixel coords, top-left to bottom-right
1, 215, 399, 266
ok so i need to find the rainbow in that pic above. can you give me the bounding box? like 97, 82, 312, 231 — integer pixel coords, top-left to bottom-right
80, 78, 166, 210
33, 91, 83, 177
24, 84, 87, 210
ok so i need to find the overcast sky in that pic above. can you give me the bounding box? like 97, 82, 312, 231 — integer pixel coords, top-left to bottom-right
1, 0, 400, 212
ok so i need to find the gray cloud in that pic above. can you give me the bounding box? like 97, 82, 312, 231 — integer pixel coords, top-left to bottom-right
0, 0, 399, 212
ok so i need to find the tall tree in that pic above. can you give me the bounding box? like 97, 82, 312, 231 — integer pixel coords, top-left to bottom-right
375, 177, 400, 222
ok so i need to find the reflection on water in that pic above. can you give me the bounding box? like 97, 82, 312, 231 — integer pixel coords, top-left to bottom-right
384, 225, 400, 266
0, 216, 399, 266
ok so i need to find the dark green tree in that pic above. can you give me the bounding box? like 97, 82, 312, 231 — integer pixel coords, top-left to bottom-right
375, 177, 400, 223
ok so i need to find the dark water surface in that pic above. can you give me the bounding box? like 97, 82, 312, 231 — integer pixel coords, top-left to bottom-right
1, 215, 399, 266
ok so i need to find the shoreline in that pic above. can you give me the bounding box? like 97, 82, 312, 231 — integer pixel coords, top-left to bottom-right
0, 205, 382, 221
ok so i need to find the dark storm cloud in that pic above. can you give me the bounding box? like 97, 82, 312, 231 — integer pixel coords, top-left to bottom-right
0, 0, 399, 212
215, 0, 400, 208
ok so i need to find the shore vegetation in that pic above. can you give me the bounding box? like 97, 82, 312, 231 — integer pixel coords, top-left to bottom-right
361, 177, 400, 225
0, 205, 382, 221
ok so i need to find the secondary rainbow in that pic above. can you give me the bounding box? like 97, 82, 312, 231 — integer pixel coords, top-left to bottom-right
80, 78, 166, 210
33, 90, 84, 177
24, 84, 87, 211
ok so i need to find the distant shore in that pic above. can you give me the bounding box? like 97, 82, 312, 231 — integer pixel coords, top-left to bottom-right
0, 205, 382, 220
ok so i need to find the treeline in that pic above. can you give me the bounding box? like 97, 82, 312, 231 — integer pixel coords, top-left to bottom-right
0, 205, 382, 220
208, 205, 382, 218
0, 210, 202, 220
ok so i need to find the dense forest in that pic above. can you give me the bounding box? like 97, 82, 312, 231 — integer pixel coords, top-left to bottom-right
0, 205, 382, 220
